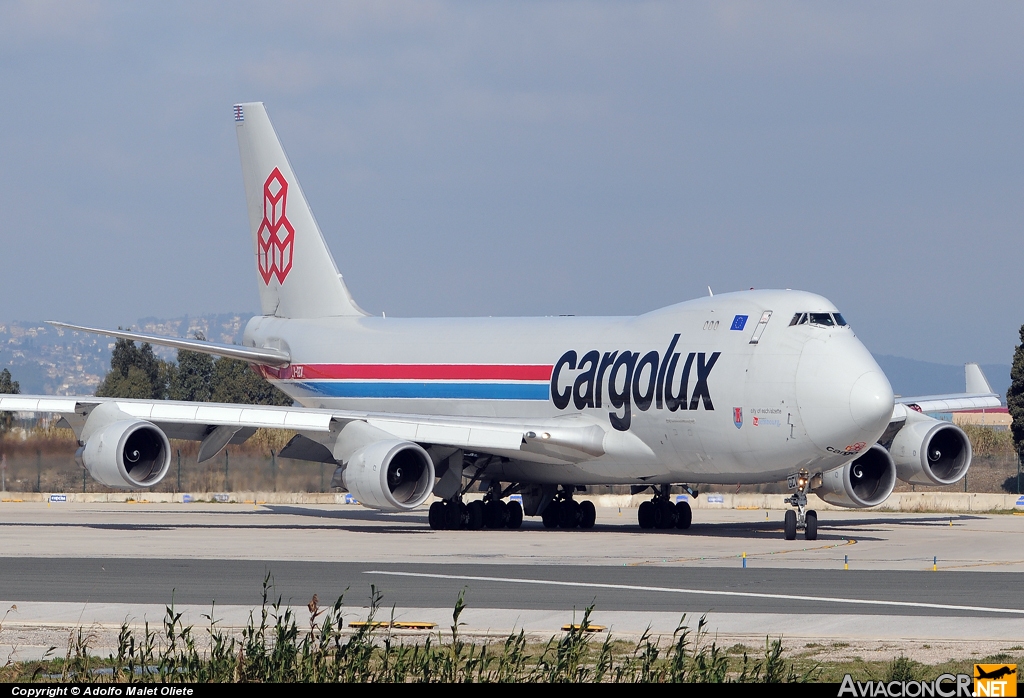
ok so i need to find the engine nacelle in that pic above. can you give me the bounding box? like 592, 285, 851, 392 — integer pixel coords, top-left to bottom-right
76, 419, 171, 489
813, 443, 897, 508
890, 411, 972, 486
342, 439, 435, 511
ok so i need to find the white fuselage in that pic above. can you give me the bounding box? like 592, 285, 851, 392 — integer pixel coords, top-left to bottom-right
244, 289, 895, 486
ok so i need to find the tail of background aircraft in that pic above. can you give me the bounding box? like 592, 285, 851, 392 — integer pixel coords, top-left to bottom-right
234, 102, 367, 319
964, 362, 994, 395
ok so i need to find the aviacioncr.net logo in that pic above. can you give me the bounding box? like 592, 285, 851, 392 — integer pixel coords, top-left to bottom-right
257, 167, 295, 285
975, 664, 1017, 697
838, 673, 975, 697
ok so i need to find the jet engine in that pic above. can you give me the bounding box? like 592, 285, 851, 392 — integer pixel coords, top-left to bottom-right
813, 444, 897, 508
341, 439, 435, 511
889, 411, 972, 486
75, 418, 171, 488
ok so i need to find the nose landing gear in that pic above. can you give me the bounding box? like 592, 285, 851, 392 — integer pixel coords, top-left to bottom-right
784, 469, 818, 541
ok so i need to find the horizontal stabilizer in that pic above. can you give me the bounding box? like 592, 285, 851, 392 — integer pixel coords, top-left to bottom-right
47, 321, 291, 367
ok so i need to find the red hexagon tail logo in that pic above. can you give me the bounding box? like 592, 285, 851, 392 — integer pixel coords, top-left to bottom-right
256, 167, 295, 285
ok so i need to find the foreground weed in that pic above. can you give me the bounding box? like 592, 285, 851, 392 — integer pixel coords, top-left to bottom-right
12, 584, 819, 683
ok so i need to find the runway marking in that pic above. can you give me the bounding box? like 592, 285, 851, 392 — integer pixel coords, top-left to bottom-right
629, 538, 857, 566
365, 570, 1024, 616
630, 536, 856, 564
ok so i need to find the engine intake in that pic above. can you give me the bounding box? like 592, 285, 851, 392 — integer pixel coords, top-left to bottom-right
76, 419, 171, 489
342, 439, 435, 511
814, 443, 897, 508
890, 412, 972, 486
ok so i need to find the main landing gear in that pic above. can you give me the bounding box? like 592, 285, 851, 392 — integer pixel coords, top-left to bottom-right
784, 469, 818, 541
540, 486, 596, 530
427, 483, 524, 531
636, 485, 693, 530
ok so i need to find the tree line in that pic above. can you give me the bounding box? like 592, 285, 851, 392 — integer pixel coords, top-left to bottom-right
0, 334, 289, 435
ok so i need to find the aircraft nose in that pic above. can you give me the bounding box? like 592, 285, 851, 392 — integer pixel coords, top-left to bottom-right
795, 335, 895, 453
849, 370, 894, 432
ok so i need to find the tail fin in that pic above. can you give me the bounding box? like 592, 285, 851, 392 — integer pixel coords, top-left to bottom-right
964, 362, 994, 395
234, 102, 367, 318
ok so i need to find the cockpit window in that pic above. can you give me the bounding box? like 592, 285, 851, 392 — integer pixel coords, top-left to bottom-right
791, 312, 849, 328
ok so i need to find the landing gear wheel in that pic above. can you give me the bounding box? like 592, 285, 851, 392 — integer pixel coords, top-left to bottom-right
506, 500, 524, 529
675, 501, 692, 530
637, 500, 655, 529
653, 500, 677, 529
804, 510, 817, 541
784, 509, 797, 540
441, 500, 462, 530
579, 500, 596, 529
541, 501, 559, 529
558, 500, 581, 529
467, 500, 485, 530
428, 501, 445, 530
483, 499, 508, 529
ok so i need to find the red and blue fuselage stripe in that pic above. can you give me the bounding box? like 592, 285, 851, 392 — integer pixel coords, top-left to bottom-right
265, 364, 554, 400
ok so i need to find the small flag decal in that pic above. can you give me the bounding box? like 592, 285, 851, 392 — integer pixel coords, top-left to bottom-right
233, 105, 244, 122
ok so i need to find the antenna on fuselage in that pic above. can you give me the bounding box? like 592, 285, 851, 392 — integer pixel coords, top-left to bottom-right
707, 286, 714, 297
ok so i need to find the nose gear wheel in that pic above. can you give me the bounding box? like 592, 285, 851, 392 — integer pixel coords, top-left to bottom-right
784, 468, 818, 540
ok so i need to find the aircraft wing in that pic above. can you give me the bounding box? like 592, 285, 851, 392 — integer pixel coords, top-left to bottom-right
0, 395, 619, 465
892, 362, 1002, 414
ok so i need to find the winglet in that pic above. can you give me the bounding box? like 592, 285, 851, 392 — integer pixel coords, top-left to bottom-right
965, 363, 994, 395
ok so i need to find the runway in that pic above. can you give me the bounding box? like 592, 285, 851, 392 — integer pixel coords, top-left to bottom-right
1, 558, 1021, 617
1, 501, 1023, 661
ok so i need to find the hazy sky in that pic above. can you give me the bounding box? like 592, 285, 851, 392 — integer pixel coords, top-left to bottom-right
1, 2, 1021, 365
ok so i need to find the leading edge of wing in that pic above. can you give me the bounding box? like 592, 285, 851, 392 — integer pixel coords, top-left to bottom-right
895, 393, 1002, 413
47, 321, 291, 367
0, 394, 334, 431
0, 395, 613, 460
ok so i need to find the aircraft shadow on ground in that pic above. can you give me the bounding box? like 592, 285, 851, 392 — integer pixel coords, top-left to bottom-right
2, 510, 985, 540
515, 513, 986, 542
